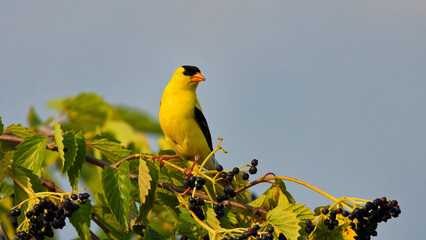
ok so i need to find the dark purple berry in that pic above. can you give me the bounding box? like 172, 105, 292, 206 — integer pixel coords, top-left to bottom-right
253, 224, 260, 231
232, 167, 240, 174
188, 197, 196, 204
183, 179, 190, 186
181, 236, 188, 240
278, 233, 287, 240
321, 208, 329, 215
305, 219, 312, 227
242, 172, 249, 180
26, 211, 34, 218
196, 198, 205, 206
216, 196, 224, 203
249, 166, 257, 174
251, 159, 259, 166
267, 226, 274, 233
71, 194, 78, 200
196, 177, 206, 185
220, 172, 228, 179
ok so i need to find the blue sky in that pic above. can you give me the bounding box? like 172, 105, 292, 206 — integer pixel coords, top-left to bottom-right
1, 1, 425, 239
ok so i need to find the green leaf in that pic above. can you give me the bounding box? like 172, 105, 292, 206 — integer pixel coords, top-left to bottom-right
27, 106, 42, 128
102, 162, 130, 229
67, 131, 86, 189
267, 204, 301, 240
11, 166, 46, 224
137, 160, 159, 224
205, 207, 221, 230
70, 200, 92, 240
0, 151, 12, 183
55, 123, 78, 173
91, 138, 131, 163
12, 134, 47, 175
5, 124, 34, 138
115, 105, 163, 135
138, 159, 152, 204
249, 179, 293, 211
0, 181, 14, 200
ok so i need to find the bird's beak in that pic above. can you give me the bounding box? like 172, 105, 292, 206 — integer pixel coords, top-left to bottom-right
191, 72, 206, 82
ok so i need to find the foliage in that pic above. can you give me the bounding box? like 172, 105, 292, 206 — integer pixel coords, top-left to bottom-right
0, 92, 401, 240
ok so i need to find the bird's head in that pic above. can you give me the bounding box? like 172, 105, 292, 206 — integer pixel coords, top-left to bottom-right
170, 65, 206, 90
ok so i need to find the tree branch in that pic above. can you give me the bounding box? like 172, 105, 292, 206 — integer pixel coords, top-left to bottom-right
0, 132, 268, 217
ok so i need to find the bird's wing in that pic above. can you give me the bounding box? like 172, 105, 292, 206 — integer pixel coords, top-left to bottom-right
193, 102, 213, 152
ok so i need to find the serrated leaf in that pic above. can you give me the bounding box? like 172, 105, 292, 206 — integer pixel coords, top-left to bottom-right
342, 225, 357, 240
137, 160, 159, 224
91, 138, 131, 163
267, 204, 302, 240
102, 162, 130, 229
138, 159, 152, 204
69, 199, 92, 240
12, 134, 47, 175
205, 207, 221, 230
67, 131, 86, 189
27, 106, 42, 128
5, 124, 34, 138
55, 123, 78, 173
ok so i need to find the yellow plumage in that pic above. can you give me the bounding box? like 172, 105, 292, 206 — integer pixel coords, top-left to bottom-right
159, 66, 220, 170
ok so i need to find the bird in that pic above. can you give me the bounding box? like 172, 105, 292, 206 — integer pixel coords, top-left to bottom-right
159, 65, 221, 170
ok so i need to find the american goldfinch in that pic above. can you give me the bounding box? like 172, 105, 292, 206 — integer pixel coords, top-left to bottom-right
159, 65, 220, 170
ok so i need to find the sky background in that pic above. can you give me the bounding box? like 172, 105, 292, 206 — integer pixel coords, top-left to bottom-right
1, 1, 425, 239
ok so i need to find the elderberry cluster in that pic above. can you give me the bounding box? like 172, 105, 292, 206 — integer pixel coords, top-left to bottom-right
221, 224, 275, 240
10, 193, 90, 240
183, 176, 206, 190
188, 197, 205, 220
306, 197, 401, 240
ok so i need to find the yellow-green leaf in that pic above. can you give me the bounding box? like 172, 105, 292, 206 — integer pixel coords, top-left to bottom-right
91, 138, 131, 163
5, 124, 33, 138
267, 204, 302, 240
27, 106, 42, 128
138, 159, 152, 204
12, 134, 47, 175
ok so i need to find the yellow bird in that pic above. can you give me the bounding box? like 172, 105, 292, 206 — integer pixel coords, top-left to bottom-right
159, 65, 221, 170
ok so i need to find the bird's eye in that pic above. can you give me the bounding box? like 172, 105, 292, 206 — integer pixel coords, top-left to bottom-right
183, 70, 188, 76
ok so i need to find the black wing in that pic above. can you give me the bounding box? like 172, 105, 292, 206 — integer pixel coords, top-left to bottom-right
194, 106, 213, 151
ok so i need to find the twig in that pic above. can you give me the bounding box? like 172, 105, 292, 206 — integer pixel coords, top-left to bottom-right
0, 133, 268, 217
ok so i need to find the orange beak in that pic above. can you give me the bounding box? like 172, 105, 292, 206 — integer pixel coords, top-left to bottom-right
191, 72, 206, 82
